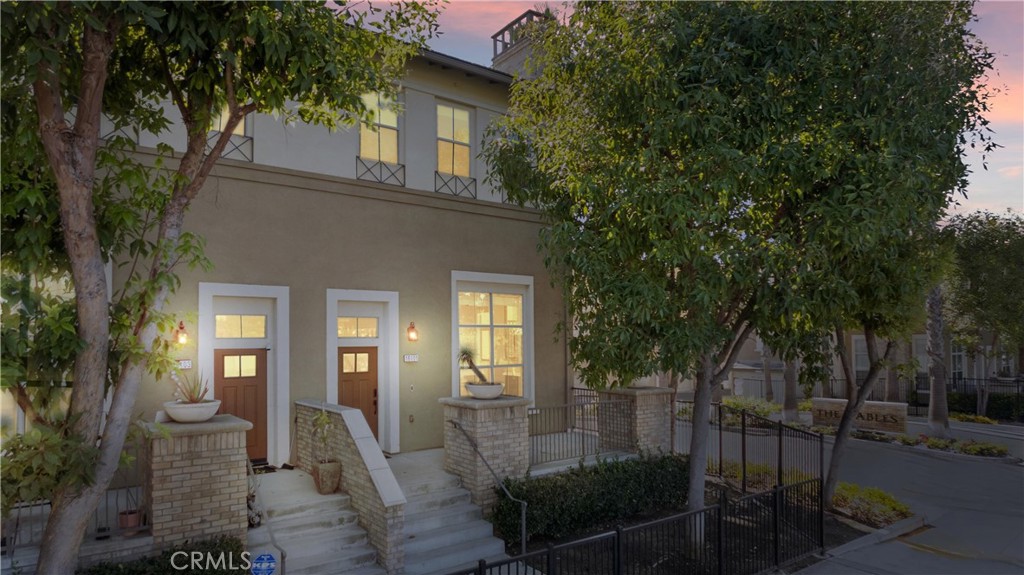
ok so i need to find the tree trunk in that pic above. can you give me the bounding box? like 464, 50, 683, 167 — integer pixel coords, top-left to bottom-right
979, 334, 998, 416
761, 344, 774, 402
834, 326, 857, 403
885, 340, 904, 402
926, 286, 950, 438
686, 354, 716, 512
824, 329, 893, 507
782, 358, 799, 423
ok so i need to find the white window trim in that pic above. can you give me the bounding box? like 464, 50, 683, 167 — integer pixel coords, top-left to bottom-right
199, 282, 290, 467
326, 289, 400, 454
451, 271, 534, 401
436, 102, 473, 177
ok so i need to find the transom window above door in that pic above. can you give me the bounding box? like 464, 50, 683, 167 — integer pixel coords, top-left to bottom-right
337, 317, 379, 338
458, 291, 524, 397
215, 315, 267, 339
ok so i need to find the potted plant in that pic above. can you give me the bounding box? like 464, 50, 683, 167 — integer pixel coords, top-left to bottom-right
163, 371, 221, 423
458, 347, 504, 399
311, 407, 341, 495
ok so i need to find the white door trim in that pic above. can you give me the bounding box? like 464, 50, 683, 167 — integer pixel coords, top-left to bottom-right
199, 282, 290, 466
326, 289, 400, 453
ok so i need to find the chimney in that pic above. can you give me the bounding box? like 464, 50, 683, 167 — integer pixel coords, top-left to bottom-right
491, 10, 548, 77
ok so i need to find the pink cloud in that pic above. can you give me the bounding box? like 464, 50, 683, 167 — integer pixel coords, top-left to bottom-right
998, 166, 1023, 179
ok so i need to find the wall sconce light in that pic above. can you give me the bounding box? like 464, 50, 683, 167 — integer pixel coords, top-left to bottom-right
174, 321, 189, 346
407, 322, 419, 342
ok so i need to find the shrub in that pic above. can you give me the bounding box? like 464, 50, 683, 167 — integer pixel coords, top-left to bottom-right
947, 393, 1024, 422
850, 429, 890, 443
895, 434, 922, 446
492, 454, 689, 543
949, 412, 998, 425
716, 459, 813, 491
831, 483, 911, 528
955, 440, 1009, 457
924, 437, 956, 451
723, 396, 780, 418
798, 399, 814, 412
78, 537, 249, 574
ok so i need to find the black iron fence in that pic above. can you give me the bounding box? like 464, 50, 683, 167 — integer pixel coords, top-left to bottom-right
1, 440, 148, 555
529, 395, 634, 467
451, 479, 824, 575
675, 402, 824, 495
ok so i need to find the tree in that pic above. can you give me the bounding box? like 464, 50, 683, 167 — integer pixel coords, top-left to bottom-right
0, 2, 438, 570
485, 0, 994, 512
927, 284, 952, 437
946, 211, 1024, 414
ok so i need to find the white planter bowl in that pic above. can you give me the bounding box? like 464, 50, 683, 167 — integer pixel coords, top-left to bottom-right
466, 383, 504, 399
163, 399, 221, 423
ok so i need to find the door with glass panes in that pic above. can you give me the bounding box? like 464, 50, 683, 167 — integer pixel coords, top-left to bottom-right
214, 348, 268, 461
338, 347, 378, 438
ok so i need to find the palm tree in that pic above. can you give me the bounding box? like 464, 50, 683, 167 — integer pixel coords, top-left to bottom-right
458, 347, 490, 383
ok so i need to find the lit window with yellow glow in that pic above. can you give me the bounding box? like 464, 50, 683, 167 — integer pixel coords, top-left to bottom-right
437, 104, 471, 177
458, 291, 524, 396
360, 93, 399, 164
213, 105, 246, 136
337, 317, 379, 338
215, 315, 266, 339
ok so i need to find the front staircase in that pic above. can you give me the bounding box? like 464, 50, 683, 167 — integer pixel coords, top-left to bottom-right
390, 449, 508, 575
248, 469, 385, 574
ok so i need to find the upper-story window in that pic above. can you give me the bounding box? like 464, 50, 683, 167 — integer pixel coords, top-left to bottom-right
360, 93, 399, 164
437, 104, 471, 177
209, 104, 253, 162
356, 93, 404, 186
213, 105, 246, 136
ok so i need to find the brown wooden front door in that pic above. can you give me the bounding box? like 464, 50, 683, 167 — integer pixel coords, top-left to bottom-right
338, 346, 378, 438
214, 348, 268, 461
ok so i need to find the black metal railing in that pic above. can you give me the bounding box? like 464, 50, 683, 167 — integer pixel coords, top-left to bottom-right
2, 441, 149, 556
528, 398, 633, 467
451, 479, 823, 575
675, 402, 824, 494
451, 420, 528, 556
356, 157, 405, 186
435, 171, 477, 198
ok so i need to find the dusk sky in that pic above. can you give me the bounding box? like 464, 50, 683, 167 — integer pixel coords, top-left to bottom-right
427, 0, 1024, 215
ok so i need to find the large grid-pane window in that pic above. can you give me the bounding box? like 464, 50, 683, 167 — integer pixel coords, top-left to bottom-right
360, 93, 399, 164
458, 291, 523, 397
437, 104, 471, 177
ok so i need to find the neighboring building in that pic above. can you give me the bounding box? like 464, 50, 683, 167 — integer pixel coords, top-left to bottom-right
112, 37, 568, 463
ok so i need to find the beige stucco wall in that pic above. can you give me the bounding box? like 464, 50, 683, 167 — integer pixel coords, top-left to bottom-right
127, 158, 566, 455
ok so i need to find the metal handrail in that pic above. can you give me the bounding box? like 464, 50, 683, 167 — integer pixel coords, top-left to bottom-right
450, 420, 528, 556
247, 460, 287, 574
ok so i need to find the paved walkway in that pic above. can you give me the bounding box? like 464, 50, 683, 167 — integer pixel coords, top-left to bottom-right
795, 433, 1024, 575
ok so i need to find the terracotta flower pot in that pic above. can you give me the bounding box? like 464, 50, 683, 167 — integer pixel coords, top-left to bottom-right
313, 461, 342, 494
118, 509, 141, 537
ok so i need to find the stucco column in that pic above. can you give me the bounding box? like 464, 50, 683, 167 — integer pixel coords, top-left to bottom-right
145, 415, 252, 550
597, 386, 675, 454
439, 396, 530, 512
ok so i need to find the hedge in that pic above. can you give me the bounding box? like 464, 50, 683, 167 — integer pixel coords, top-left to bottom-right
492, 454, 689, 543
947, 392, 1024, 422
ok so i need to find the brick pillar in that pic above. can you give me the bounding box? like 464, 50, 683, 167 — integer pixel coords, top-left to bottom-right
439, 396, 530, 512
145, 415, 252, 550
597, 387, 675, 454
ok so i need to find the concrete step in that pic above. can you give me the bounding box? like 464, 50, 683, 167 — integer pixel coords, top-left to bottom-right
249, 529, 377, 573
404, 486, 471, 514
263, 492, 350, 520
404, 537, 507, 574
248, 516, 366, 548
405, 500, 483, 534
398, 472, 461, 496
406, 518, 496, 555
250, 507, 358, 542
